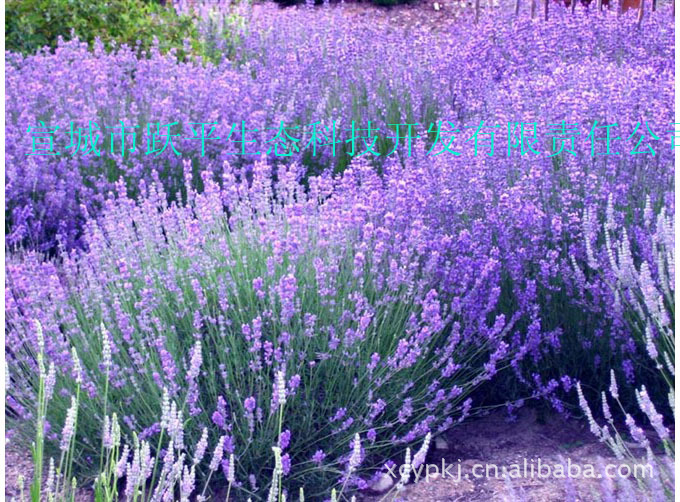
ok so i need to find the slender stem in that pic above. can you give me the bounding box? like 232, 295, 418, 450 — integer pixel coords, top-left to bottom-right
277, 403, 284, 502
225, 481, 233, 502
148, 428, 166, 497
99, 375, 110, 471
31, 373, 46, 502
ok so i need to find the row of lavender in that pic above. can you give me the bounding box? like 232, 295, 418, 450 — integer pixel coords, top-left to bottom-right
5, 4, 675, 500
6, 6, 673, 251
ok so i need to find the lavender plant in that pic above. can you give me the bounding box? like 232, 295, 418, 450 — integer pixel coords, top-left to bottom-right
17, 321, 392, 502
6, 6, 675, 412
577, 204, 674, 498
7, 5, 675, 406
6, 158, 513, 499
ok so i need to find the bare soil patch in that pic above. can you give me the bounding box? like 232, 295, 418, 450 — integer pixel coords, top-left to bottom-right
362, 408, 648, 501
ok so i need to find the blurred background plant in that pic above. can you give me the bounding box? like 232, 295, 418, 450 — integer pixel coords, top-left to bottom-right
5, 0, 200, 57
176, 0, 253, 65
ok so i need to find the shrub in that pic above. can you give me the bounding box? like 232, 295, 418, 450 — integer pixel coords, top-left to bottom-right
19, 335, 433, 502
6, 160, 514, 499
19, 321, 359, 502
5, 6, 675, 420
577, 206, 674, 496
5, 0, 198, 56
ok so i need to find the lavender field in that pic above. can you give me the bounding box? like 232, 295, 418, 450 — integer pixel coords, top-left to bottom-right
3, 1, 676, 501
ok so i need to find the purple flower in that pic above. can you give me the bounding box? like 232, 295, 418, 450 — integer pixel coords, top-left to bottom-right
331, 408, 346, 423
244, 396, 256, 414
279, 429, 291, 450
252, 277, 265, 299
312, 449, 326, 465
281, 453, 291, 476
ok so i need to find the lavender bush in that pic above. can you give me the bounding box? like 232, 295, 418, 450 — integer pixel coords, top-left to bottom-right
6, 158, 516, 499
6, 6, 674, 404
578, 205, 674, 499
17, 324, 386, 502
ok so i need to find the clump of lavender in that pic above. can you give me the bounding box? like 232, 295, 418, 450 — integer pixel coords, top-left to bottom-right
5, 5, 675, 425
18, 332, 293, 502
577, 207, 674, 497
6, 161, 512, 499
5, 6, 674, 253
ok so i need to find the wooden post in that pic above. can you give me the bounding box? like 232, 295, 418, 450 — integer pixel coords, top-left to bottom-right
571, 0, 577, 14
651, 0, 656, 11
475, 0, 480, 24
638, 0, 645, 27
515, 0, 520, 16
544, 0, 549, 20
531, 0, 536, 18
596, 0, 602, 11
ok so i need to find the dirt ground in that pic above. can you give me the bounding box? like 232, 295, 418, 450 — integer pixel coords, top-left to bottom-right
361, 407, 640, 501
316, 0, 473, 31
4, 446, 90, 502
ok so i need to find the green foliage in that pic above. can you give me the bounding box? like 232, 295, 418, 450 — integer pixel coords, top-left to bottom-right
5, 0, 198, 57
